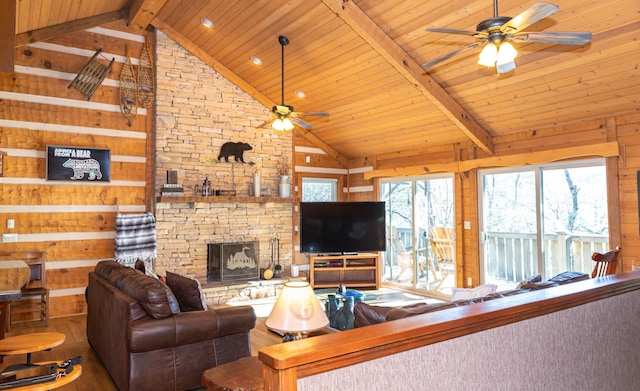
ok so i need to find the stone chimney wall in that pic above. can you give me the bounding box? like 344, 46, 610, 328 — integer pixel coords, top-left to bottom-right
153, 31, 293, 282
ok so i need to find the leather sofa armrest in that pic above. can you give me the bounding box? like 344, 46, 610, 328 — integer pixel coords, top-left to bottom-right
128, 305, 255, 353
214, 305, 256, 336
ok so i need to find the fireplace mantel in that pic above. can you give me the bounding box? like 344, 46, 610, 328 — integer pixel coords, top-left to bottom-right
157, 196, 298, 204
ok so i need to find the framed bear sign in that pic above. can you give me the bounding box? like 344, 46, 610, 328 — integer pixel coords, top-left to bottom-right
46, 146, 110, 182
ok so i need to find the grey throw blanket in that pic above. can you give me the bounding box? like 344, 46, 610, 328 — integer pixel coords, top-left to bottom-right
115, 212, 156, 270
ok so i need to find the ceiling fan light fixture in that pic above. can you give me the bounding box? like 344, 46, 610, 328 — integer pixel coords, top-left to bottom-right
272, 117, 294, 132
478, 43, 498, 66
496, 41, 517, 64
282, 117, 294, 131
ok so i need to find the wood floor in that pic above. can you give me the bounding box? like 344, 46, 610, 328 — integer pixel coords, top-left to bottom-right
1, 315, 283, 390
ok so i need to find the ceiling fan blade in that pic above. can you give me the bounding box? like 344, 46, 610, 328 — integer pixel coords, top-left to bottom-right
426, 26, 480, 37
257, 118, 275, 129
291, 117, 312, 129
511, 31, 592, 46
422, 41, 485, 69
501, 2, 558, 35
299, 111, 330, 118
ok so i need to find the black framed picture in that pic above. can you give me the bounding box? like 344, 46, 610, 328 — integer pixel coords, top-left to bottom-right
46, 146, 110, 182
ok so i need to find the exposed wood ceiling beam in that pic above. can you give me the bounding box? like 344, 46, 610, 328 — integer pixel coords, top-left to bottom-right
321, 0, 494, 156
151, 18, 350, 167
0, 0, 16, 73
128, 0, 168, 31
364, 141, 620, 180
15, 9, 128, 47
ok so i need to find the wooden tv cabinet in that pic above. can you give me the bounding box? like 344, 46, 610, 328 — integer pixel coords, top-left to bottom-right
309, 253, 380, 289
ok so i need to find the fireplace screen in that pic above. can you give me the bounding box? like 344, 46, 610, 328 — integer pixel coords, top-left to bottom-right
207, 242, 259, 283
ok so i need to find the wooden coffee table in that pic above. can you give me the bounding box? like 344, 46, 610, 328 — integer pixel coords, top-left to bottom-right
202, 356, 263, 391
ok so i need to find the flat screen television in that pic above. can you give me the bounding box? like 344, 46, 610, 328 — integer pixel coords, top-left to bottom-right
300, 201, 386, 254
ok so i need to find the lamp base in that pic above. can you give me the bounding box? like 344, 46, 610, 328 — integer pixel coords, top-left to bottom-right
282, 331, 308, 343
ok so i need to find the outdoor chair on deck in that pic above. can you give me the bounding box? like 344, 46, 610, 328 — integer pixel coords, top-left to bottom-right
391, 237, 412, 281
591, 246, 621, 278
428, 227, 456, 292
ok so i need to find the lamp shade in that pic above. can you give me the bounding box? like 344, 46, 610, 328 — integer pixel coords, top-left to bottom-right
265, 282, 329, 333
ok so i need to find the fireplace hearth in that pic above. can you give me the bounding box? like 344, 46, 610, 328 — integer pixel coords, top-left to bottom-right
207, 242, 259, 283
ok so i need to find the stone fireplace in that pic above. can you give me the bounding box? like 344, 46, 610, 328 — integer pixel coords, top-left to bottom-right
154, 200, 292, 284
207, 242, 260, 283
152, 32, 294, 284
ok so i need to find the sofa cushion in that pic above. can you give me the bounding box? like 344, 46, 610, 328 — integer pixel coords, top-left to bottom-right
516, 274, 542, 289
520, 280, 559, 290
110, 269, 179, 319
353, 302, 393, 327
165, 271, 207, 312
385, 302, 460, 321
548, 271, 590, 284
95, 260, 125, 279
107, 266, 139, 286
450, 284, 497, 301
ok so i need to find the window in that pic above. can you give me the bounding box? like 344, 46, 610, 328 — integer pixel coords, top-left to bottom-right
479, 159, 608, 288
302, 178, 338, 202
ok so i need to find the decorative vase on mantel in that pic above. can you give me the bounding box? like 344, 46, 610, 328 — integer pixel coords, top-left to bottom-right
278, 175, 290, 197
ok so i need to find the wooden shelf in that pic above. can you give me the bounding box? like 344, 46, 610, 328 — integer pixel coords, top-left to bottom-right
310, 253, 380, 289
157, 196, 298, 203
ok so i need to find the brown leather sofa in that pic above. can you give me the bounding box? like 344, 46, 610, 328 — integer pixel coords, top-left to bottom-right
87, 261, 256, 391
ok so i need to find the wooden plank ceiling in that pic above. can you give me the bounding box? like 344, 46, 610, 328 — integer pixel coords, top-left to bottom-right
6, 0, 640, 161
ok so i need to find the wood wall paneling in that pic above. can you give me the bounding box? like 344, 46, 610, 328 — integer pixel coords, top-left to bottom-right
0, 20, 151, 318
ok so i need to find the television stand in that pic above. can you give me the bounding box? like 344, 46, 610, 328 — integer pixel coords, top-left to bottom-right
309, 253, 380, 289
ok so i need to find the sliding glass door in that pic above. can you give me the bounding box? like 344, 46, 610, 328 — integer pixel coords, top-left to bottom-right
381, 175, 455, 294
479, 159, 608, 289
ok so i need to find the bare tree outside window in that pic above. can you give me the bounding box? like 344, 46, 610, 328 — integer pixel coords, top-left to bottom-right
302, 178, 337, 202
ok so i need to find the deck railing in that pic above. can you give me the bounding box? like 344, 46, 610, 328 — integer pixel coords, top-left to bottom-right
484, 232, 609, 282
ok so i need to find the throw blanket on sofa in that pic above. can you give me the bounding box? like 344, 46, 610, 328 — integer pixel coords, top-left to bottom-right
115, 212, 156, 270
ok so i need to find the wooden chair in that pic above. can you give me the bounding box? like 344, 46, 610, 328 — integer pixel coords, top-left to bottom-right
390, 237, 412, 281
591, 246, 621, 278
6, 251, 49, 330
428, 227, 456, 292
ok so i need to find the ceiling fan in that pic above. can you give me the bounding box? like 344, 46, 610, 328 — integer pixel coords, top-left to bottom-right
421, 1, 592, 74
264, 36, 329, 132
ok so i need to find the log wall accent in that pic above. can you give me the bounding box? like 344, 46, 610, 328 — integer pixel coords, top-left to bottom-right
0, 21, 151, 320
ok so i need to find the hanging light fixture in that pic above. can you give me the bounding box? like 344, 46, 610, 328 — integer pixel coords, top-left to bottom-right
478, 42, 498, 66
478, 37, 518, 74
272, 116, 294, 132
495, 41, 517, 73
